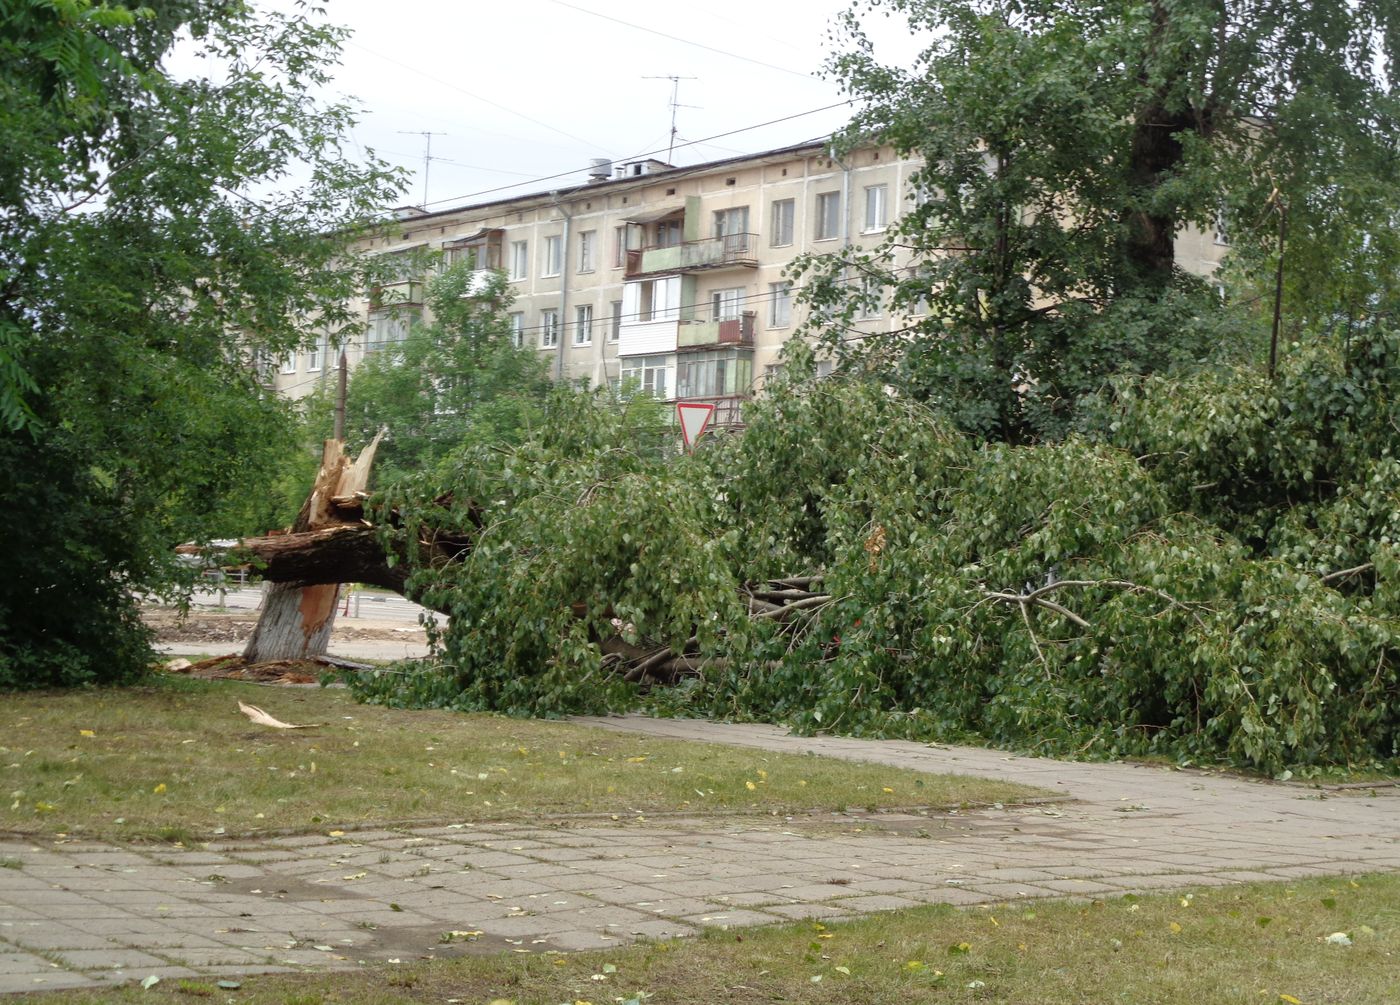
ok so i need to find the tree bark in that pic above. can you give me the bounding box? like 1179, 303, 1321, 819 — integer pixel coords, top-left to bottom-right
237, 525, 410, 594
241, 434, 383, 662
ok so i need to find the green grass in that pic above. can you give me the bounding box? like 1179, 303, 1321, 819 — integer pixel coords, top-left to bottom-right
30, 873, 1400, 1004
0, 677, 1038, 841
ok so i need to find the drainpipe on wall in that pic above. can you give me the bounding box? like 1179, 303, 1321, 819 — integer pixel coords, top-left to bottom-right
831, 142, 853, 251
553, 193, 572, 381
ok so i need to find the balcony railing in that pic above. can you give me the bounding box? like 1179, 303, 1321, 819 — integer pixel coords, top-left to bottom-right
624, 233, 759, 277
678, 311, 755, 349
618, 312, 755, 356
368, 279, 424, 309
675, 394, 748, 429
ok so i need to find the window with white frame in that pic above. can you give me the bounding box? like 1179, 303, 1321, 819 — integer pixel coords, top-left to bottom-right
857, 275, 883, 319
864, 184, 888, 232
574, 304, 593, 345
509, 240, 528, 280
770, 198, 794, 247
816, 190, 841, 241
620, 354, 670, 398
623, 276, 682, 323
306, 337, 325, 372
676, 349, 752, 399
367, 309, 417, 352
540, 309, 559, 348
768, 281, 792, 327
711, 287, 745, 321
578, 230, 596, 272
1213, 212, 1230, 246
613, 225, 628, 268
716, 205, 750, 240
609, 300, 623, 342
542, 235, 563, 277
508, 311, 525, 349
279, 353, 296, 375
655, 218, 682, 248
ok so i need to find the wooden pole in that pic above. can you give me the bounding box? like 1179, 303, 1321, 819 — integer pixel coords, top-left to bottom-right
333, 348, 347, 440
1268, 194, 1287, 380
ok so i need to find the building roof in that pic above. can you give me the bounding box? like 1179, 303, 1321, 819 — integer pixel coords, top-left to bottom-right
387, 138, 835, 224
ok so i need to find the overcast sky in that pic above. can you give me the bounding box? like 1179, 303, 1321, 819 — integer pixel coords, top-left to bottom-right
299, 0, 922, 211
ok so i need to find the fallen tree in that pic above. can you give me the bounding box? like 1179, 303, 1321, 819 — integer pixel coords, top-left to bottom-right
241, 434, 384, 663
231, 336, 1400, 774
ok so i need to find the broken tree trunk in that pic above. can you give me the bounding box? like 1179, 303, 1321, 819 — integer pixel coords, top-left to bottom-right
241, 433, 383, 663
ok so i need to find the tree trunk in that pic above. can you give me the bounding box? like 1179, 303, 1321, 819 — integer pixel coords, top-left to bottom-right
1124, 102, 1192, 289
241, 433, 382, 663
238, 525, 410, 594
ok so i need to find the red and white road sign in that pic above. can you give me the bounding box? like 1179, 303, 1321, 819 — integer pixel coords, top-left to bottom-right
676, 401, 716, 449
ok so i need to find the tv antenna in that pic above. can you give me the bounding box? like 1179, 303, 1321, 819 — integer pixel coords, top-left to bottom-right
642, 76, 698, 162
397, 130, 448, 208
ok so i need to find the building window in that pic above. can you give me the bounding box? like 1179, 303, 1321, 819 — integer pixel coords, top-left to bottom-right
542, 235, 563, 277
614, 225, 628, 268
864, 184, 888, 232
675, 349, 752, 399
574, 304, 593, 345
609, 300, 623, 342
578, 230, 596, 272
714, 206, 751, 254
655, 218, 682, 248
279, 353, 296, 375
816, 191, 841, 241
769, 281, 792, 328
367, 309, 417, 352
771, 198, 794, 247
540, 309, 559, 349
711, 287, 745, 321
1213, 213, 1230, 246
509, 311, 525, 349
620, 354, 670, 398
306, 338, 324, 372
509, 240, 528, 280
627, 275, 682, 323
858, 275, 883, 319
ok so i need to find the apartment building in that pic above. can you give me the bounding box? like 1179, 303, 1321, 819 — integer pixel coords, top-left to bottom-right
273, 140, 1229, 420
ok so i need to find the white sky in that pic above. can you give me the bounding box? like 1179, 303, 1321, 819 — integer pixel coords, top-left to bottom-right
294, 0, 921, 210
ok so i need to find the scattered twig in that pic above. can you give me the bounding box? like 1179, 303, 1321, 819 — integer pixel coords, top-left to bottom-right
1018, 599, 1051, 679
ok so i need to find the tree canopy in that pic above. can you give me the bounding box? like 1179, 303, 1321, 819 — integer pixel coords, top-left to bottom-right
334, 266, 550, 485
0, 1, 400, 687
796, 0, 1400, 441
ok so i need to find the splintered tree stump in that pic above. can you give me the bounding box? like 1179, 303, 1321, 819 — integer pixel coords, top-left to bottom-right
241, 433, 382, 664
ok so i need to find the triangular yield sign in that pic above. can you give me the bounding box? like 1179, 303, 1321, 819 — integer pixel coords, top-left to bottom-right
676, 401, 716, 449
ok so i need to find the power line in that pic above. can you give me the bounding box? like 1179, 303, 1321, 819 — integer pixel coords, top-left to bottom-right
346, 40, 598, 149
418, 100, 853, 209
542, 0, 817, 80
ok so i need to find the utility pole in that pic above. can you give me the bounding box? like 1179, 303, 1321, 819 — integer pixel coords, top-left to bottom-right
397, 130, 447, 208
333, 348, 347, 441
642, 76, 697, 162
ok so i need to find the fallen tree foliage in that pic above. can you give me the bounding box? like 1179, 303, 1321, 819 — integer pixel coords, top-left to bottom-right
287, 336, 1398, 774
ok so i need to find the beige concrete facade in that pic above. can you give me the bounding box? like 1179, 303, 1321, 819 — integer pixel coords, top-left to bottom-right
272, 141, 1229, 413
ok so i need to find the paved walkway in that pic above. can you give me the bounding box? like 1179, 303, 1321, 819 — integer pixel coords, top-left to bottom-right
2, 716, 1397, 994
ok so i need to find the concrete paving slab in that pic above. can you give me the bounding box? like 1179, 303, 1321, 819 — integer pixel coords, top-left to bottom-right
2, 715, 1397, 993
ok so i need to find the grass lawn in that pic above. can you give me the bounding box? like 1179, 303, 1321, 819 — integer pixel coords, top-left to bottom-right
0, 677, 1039, 842
29, 872, 1400, 1004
